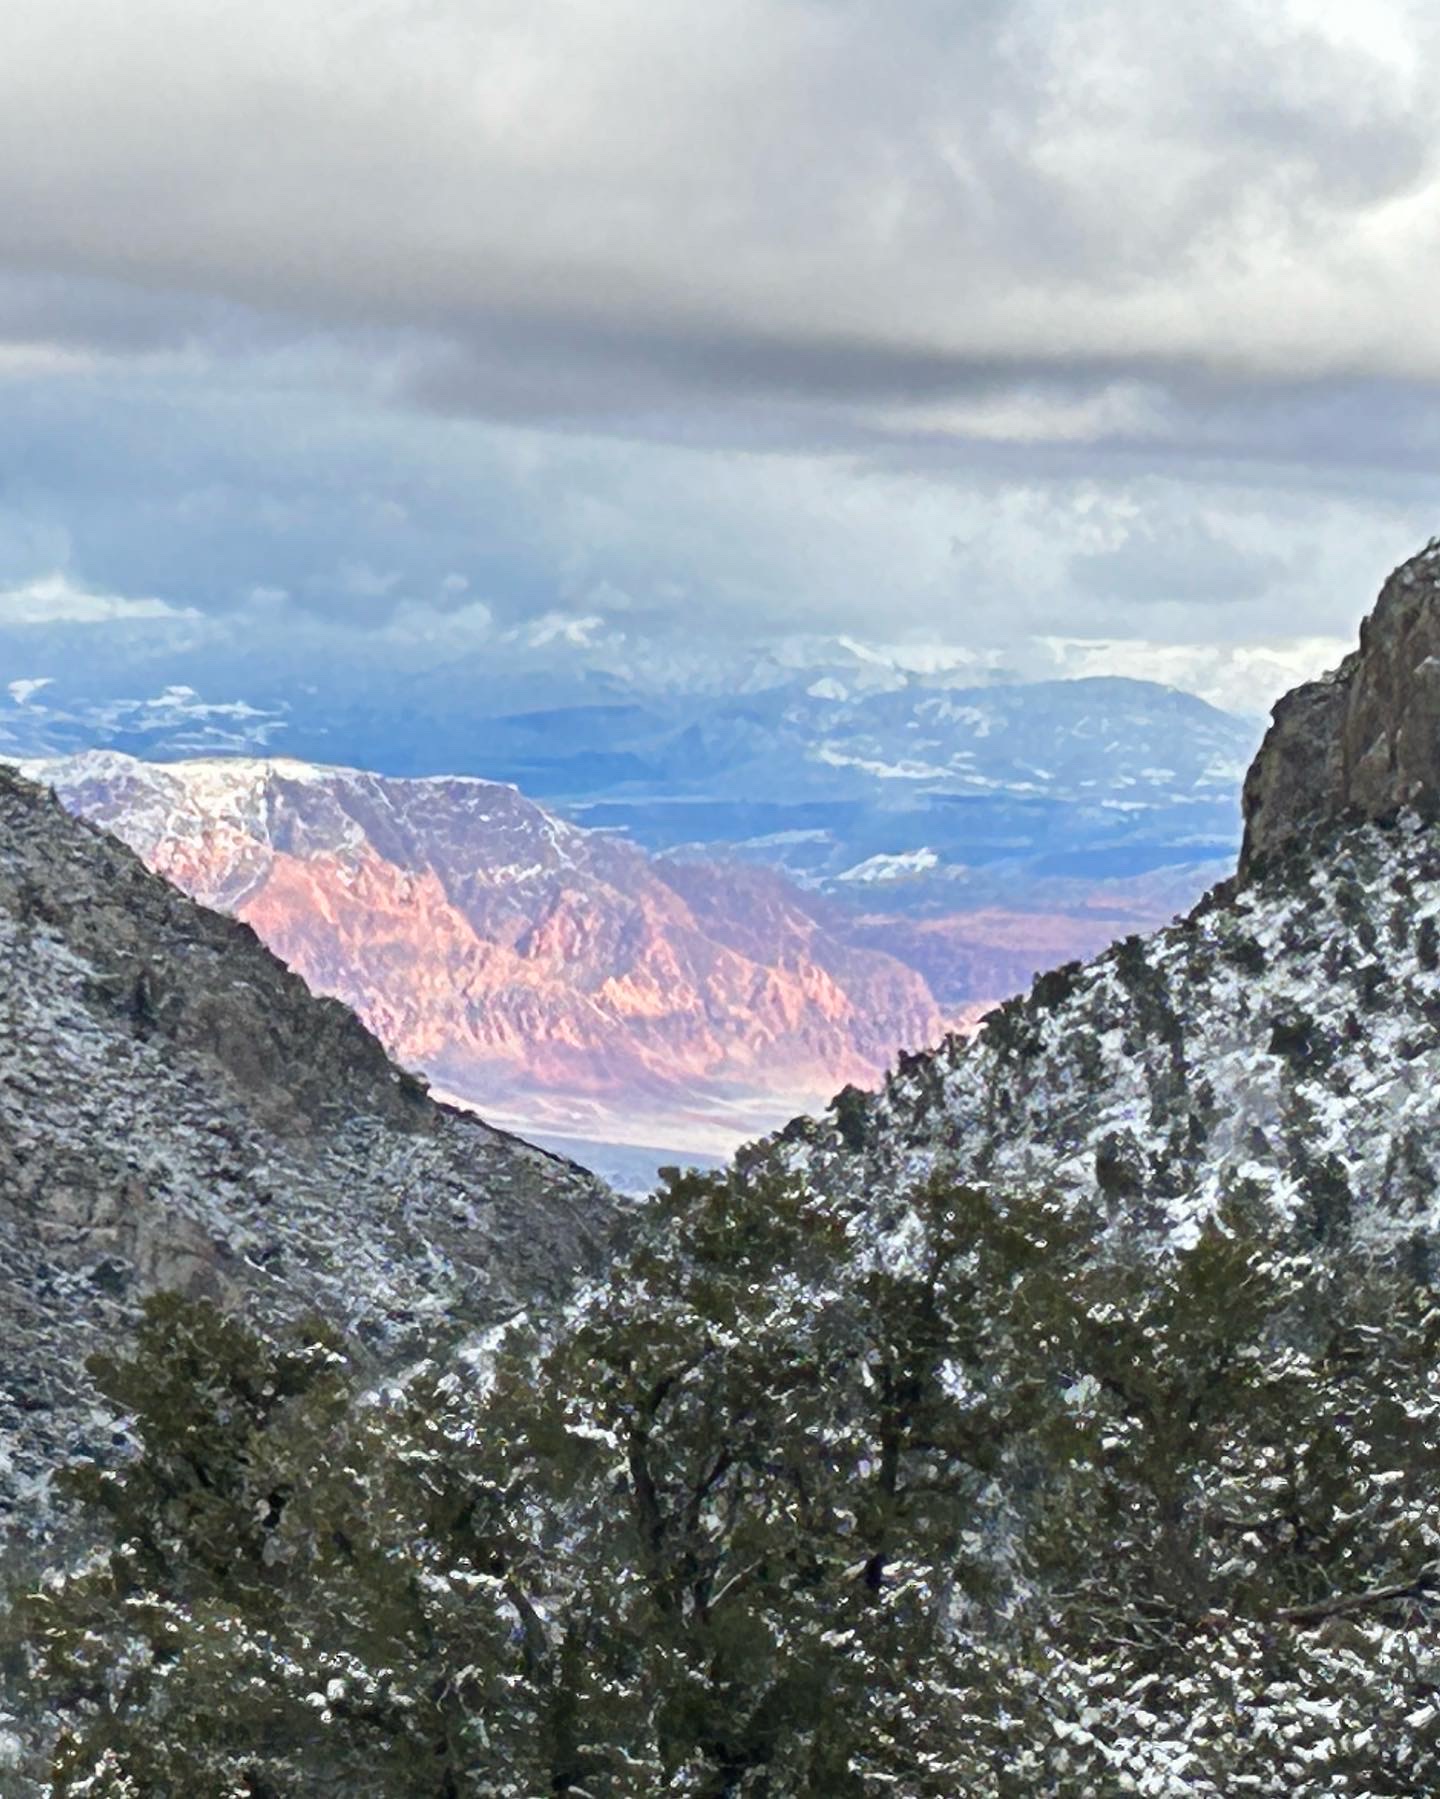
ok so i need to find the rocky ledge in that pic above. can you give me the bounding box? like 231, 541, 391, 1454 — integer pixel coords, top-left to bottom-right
1242, 540, 1440, 868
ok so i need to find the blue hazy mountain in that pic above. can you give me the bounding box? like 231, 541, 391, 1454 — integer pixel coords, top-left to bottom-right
1, 659, 1259, 909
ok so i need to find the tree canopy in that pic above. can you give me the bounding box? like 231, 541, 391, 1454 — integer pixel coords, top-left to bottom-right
10, 1164, 1440, 1795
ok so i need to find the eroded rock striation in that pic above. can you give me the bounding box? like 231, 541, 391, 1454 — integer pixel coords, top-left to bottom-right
1242, 540, 1440, 869
0, 766, 614, 1526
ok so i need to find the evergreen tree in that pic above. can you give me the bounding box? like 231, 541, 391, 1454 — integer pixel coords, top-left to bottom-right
13, 1164, 1440, 1794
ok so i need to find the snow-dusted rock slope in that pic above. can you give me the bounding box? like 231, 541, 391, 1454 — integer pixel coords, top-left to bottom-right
0, 767, 613, 1526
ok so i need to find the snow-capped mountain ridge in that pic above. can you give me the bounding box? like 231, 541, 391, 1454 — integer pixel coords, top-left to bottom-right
815, 811, 1440, 1255
18, 753, 568, 856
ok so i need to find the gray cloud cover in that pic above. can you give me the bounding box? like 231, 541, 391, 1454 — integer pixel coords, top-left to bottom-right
1, 0, 1439, 707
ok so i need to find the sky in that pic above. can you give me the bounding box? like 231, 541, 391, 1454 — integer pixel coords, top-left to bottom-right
4, 0, 1440, 720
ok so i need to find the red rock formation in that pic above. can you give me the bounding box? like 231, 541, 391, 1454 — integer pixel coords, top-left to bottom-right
33, 754, 943, 1150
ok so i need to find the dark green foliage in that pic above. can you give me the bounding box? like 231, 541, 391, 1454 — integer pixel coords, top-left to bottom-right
1113, 934, 1184, 1051
16, 1171, 1440, 1794
1030, 960, 1082, 1012
1267, 1007, 1327, 1068
1094, 1130, 1144, 1201
979, 996, 1043, 1060
1223, 931, 1267, 975
828, 1083, 871, 1152
777, 1113, 820, 1147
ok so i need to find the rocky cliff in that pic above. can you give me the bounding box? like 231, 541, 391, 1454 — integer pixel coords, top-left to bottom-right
1241, 540, 1440, 869
0, 766, 614, 1527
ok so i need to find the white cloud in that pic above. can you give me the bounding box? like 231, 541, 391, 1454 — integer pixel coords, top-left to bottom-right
0, 0, 1436, 694
0, 342, 95, 379
332, 561, 401, 601
6, 676, 52, 705
381, 597, 495, 645
521, 612, 606, 649
1034, 634, 1354, 716
882, 383, 1168, 447
0, 573, 197, 626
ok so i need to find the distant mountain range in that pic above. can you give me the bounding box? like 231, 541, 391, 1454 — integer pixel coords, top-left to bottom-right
23, 754, 949, 1155
1, 662, 1259, 898
5, 668, 1261, 1155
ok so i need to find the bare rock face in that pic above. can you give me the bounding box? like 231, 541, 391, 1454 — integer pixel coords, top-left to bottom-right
0, 767, 615, 1528
1242, 542, 1440, 870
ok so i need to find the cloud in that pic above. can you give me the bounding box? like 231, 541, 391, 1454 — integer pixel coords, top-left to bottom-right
7, 676, 52, 706
1, 0, 1439, 454
0, 2, 1438, 708
1033, 635, 1355, 715
519, 612, 607, 650
0, 365, 1427, 698
0, 342, 95, 380
331, 561, 401, 602
0, 573, 198, 626
381, 597, 495, 646
1070, 517, 1284, 608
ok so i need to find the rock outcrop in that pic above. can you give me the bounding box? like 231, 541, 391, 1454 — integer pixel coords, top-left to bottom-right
1241, 540, 1440, 869
0, 766, 614, 1527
